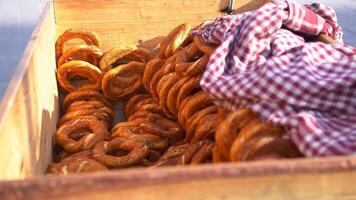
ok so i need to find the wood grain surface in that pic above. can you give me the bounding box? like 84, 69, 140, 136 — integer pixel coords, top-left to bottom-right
0, 156, 356, 200
0, 3, 58, 180
54, 0, 258, 51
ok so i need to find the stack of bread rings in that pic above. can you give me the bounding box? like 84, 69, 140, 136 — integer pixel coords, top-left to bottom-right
48, 24, 302, 175
213, 108, 302, 162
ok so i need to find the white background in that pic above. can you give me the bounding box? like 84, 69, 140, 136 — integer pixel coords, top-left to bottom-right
0, 0, 355, 99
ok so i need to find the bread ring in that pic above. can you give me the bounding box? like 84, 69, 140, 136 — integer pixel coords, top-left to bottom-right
123, 94, 151, 118
63, 89, 112, 110
127, 110, 162, 122
55, 29, 102, 59
138, 102, 165, 117
248, 138, 302, 161
176, 75, 202, 110
152, 157, 180, 167
139, 117, 183, 144
145, 150, 162, 163
57, 44, 102, 67
138, 150, 164, 167
178, 91, 213, 128
153, 144, 190, 167
166, 76, 190, 116
251, 153, 284, 160
57, 60, 102, 92
193, 34, 217, 56
149, 56, 177, 98
142, 58, 166, 93
214, 108, 258, 162
158, 24, 191, 58
238, 136, 276, 161
47, 157, 108, 175
185, 106, 218, 142
175, 43, 205, 76
111, 120, 142, 134
127, 98, 164, 121
55, 116, 110, 152
112, 123, 168, 150
230, 119, 284, 162
66, 100, 108, 113
191, 113, 216, 142
212, 144, 224, 163
99, 47, 150, 73
157, 72, 179, 119
154, 143, 189, 167
177, 94, 194, 124
58, 107, 114, 127
190, 139, 214, 164
92, 137, 149, 168
179, 140, 211, 165
183, 55, 209, 77
102, 61, 145, 100
139, 121, 180, 141
55, 149, 93, 162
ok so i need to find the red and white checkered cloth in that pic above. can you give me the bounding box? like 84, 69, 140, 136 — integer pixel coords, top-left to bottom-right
192, 0, 356, 156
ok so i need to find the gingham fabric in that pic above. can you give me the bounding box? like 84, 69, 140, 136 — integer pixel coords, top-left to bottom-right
192, 0, 356, 156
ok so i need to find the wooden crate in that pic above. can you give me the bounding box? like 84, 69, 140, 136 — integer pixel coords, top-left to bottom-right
0, 0, 355, 199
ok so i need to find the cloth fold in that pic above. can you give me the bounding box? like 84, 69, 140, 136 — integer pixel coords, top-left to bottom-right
192, 0, 356, 156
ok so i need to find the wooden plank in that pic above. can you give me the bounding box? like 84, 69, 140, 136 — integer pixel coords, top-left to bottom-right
0, 3, 58, 180
53, 0, 259, 24
54, 0, 221, 23
54, 0, 256, 52
0, 156, 356, 199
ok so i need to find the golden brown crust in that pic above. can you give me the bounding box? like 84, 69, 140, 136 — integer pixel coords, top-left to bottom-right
149, 56, 177, 98
183, 55, 209, 77
66, 100, 108, 113
63, 89, 112, 110
248, 138, 302, 161
99, 47, 150, 73
229, 119, 284, 162
57, 44, 103, 67
179, 142, 201, 165
57, 60, 102, 92
55, 116, 110, 152
191, 113, 217, 142
55, 29, 102, 59
139, 117, 183, 145
166, 76, 190, 116
214, 108, 258, 162
123, 94, 151, 118
47, 157, 108, 175
126, 110, 157, 122
142, 58, 166, 93
178, 91, 213, 128
58, 107, 114, 127
92, 137, 150, 168
125, 98, 166, 120
157, 72, 179, 119
193, 34, 217, 56
175, 42, 207, 77
111, 119, 168, 150
55, 150, 93, 162
153, 143, 189, 167
176, 75, 202, 110
102, 61, 145, 100
157, 24, 191, 58
185, 106, 218, 142
190, 139, 214, 164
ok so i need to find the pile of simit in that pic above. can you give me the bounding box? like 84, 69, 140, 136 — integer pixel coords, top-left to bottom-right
48, 24, 301, 175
